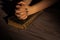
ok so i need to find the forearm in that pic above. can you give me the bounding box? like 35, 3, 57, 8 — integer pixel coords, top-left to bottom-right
28, 0, 57, 16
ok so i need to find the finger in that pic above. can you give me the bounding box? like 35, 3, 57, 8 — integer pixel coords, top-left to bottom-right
18, 1, 26, 5
20, 13, 26, 16
16, 5, 21, 9
15, 12, 20, 15
16, 14, 20, 17
20, 16, 27, 20
15, 10, 21, 13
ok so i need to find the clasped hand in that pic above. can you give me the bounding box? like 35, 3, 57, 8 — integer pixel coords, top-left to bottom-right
15, 1, 29, 20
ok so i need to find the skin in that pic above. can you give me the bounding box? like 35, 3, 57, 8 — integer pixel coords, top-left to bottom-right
15, 0, 57, 20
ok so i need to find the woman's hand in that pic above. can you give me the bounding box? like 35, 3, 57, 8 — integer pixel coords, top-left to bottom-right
15, 1, 29, 20
15, 1, 38, 20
